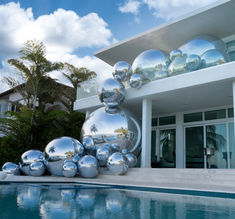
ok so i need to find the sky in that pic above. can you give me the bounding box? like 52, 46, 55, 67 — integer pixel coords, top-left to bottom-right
0, 0, 218, 91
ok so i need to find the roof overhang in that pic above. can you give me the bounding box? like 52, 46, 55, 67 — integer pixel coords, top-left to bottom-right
95, 0, 235, 66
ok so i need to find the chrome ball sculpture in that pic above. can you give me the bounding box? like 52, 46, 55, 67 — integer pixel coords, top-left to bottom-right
19, 150, 45, 175
77, 155, 99, 178
113, 61, 132, 82
111, 143, 121, 153
29, 161, 45, 176
81, 107, 141, 156
62, 160, 77, 178
186, 54, 201, 71
124, 152, 137, 168
201, 49, 226, 68
2, 162, 20, 175
132, 49, 170, 81
96, 145, 112, 167
168, 54, 187, 76
129, 74, 143, 89
98, 78, 125, 108
44, 136, 84, 176
169, 49, 182, 61
107, 152, 128, 175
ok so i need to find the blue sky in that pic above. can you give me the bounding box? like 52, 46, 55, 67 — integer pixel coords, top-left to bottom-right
0, 0, 217, 91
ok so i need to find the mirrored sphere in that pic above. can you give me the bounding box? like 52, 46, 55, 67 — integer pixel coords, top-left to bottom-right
107, 152, 128, 175
19, 150, 45, 175
132, 49, 170, 81
111, 144, 121, 153
2, 162, 20, 175
77, 155, 99, 178
81, 107, 141, 156
98, 78, 125, 108
124, 152, 137, 168
179, 35, 228, 59
62, 161, 77, 178
167, 54, 187, 76
201, 49, 226, 68
113, 61, 132, 82
96, 146, 112, 167
129, 74, 143, 89
186, 54, 201, 71
29, 161, 45, 176
170, 49, 182, 61
45, 136, 84, 176
121, 149, 128, 154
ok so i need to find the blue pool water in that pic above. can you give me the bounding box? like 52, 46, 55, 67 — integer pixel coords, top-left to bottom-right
1, 183, 235, 219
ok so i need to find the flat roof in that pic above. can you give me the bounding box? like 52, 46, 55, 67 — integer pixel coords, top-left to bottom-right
95, 0, 235, 66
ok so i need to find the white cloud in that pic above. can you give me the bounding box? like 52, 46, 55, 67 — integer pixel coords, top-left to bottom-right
143, 0, 218, 20
0, 2, 115, 92
119, 0, 142, 15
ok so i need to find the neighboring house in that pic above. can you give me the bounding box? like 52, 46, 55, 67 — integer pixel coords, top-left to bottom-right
74, 0, 235, 169
0, 82, 73, 117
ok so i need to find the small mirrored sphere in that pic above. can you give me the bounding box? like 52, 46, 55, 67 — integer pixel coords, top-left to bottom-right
124, 152, 137, 168
111, 144, 121, 153
170, 49, 182, 61
29, 161, 45, 176
19, 150, 45, 175
121, 149, 128, 154
186, 54, 201, 71
98, 78, 125, 108
96, 146, 112, 167
113, 61, 132, 82
2, 162, 20, 175
179, 35, 228, 58
78, 155, 99, 178
132, 49, 170, 81
45, 136, 84, 176
167, 54, 187, 76
129, 74, 143, 89
81, 107, 141, 156
62, 161, 77, 178
201, 49, 226, 68
107, 152, 128, 175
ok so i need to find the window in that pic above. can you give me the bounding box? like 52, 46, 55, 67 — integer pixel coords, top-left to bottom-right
184, 112, 203, 123
228, 108, 234, 118
159, 116, 175, 126
205, 109, 226, 120
152, 118, 158, 126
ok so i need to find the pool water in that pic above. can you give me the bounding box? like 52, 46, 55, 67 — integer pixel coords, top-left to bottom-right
1, 183, 235, 219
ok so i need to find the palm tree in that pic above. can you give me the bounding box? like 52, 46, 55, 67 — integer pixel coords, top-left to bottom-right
63, 63, 97, 111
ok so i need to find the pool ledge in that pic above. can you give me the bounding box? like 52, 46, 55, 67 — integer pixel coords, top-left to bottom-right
1, 168, 235, 196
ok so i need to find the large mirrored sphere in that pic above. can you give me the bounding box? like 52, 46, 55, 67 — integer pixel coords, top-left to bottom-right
29, 161, 45, 176
167, 54, 187, 76
132, 49, 170, 81
201, 49, 226, 68
62, 161, 77, 178
81, 107, 141, 156
186, 54, 201, 71
98, 78, 125, 108
129, 74, 143, 89
19, 150, 44, 175
169, 49, 182, 61
124, 152, 137, 168
44, 136, 84, 176
2, 162, 20, 175
107, 152, 128, 175
179, 35, 228, 59
96, 145, 112, 167
77, 155, 99, 178
113, 61, 132, 82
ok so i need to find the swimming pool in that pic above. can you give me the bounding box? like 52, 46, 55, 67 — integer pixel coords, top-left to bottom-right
1, 183, 235, 218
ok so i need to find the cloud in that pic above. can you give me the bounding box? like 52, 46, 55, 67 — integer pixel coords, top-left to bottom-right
119, 0, 142, 15
143, 0, 218, 20
0, 2, 115, 92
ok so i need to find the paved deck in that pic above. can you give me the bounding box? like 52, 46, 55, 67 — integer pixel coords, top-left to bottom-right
1, 168, 235, 195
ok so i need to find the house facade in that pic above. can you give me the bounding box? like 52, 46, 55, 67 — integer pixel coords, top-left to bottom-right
74, 0, 235, 169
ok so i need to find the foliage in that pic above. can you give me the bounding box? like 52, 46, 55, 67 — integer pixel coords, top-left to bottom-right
63, 63, 97, 111
0, 108, 85, 167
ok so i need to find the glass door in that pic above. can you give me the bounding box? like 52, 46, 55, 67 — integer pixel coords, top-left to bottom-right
185, 126, 205, 168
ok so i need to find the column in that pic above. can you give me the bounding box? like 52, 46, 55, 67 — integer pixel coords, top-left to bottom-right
141, 98, 152, 168
175, 112, 184, 168
233, 81, 235, 153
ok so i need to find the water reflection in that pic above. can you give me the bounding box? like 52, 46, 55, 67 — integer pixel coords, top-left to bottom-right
0, 184, 235, 218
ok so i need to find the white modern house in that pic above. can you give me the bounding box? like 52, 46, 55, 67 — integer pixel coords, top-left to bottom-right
74, 0, 235, 169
